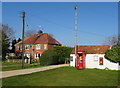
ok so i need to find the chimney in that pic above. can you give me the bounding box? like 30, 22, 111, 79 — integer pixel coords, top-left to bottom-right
36, 30, 43, 38
38, 30, 43, 34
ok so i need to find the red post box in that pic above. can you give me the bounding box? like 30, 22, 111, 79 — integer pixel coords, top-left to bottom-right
99, 57, 103, 65
76, 50, 85, 69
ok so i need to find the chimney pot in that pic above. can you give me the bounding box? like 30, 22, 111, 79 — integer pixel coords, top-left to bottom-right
38, 30, 43, 34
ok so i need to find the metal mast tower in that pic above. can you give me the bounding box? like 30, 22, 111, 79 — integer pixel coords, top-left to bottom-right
75, 5, 78, 61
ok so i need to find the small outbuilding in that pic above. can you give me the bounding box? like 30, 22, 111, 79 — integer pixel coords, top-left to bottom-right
70, 45, 120, 70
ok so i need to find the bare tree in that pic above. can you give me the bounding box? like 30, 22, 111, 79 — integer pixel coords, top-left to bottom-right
2, 24, 15, 40
1, 24, 15, 60
24, 29, 37, 37
103, 34, 120, 46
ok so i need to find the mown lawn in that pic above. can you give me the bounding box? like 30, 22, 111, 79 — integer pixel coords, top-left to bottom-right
1, 61, 47, 71
2, 66, 120, 86
2, 61, 22, 66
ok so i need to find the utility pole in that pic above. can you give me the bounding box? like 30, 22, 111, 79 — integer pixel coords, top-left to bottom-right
22, 11, 25, 69
75, 5, 78, 67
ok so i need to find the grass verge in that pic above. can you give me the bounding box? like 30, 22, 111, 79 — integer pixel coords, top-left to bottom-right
2, 66, 120, 86
2, 61, 22, 66
1, 64, 48, 71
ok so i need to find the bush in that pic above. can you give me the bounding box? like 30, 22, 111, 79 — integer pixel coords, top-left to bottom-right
7, 56, 17, 59
53, 46, 73, 64
17, 55, 22, 59
12, 56, 17, 59
7, 56, 13, 59
16, 55, 29, 59
105, 46, 120, 64
40, 50, 59, 65
24, 56, 29, 59
32, 60, 39, 64
40, 46, 73, 65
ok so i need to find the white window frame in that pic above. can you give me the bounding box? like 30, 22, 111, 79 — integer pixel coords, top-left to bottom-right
17, 46, 20, 50
34, 53, 41, 59
70, 56, 73, 61
36, 44, 40, 50
44, 44, 47, 50
94, 55, 98, 61
20, 45, 22, 50
25, 53, 30, 58
25, 45, 29, 50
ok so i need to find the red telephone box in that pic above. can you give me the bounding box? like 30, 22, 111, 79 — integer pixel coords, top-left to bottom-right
76, 50, 85, 69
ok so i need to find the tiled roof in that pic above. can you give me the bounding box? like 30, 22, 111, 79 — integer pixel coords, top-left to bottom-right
72, 45, 111, 54
15, 33, 61, 45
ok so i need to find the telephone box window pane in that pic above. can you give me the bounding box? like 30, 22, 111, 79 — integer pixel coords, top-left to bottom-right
78, 53, 82, 57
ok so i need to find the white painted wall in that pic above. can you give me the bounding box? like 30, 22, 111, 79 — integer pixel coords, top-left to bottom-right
86, 54, 120, 70
70, 54, 120, 70
70, 54, 76, 67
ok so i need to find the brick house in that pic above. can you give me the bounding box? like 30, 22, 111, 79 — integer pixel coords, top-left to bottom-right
15, 30, 61, 60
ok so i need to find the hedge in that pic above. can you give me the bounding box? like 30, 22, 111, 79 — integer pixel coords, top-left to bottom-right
7, 55, 29, 59
40, 49, 59, 65
53, 46, 73, 64
40, 46, 73, 65
105, 46, 120, 64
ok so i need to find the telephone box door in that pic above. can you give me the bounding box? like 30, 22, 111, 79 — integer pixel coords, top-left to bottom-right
76, 50, 85, 69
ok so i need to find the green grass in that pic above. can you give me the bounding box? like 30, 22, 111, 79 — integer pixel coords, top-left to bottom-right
1, 64, 48, 71
2, 66, 119, 86
2, 61, 40, 66
1, 61, 46, 71
2, 61, 22, 66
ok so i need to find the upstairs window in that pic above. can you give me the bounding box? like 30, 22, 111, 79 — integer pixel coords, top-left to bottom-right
20, 45, 22, 50
44, 44, 47, 49
25, 45, 29, 50
17, 46, 20, 50
36, 44, 40, 49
